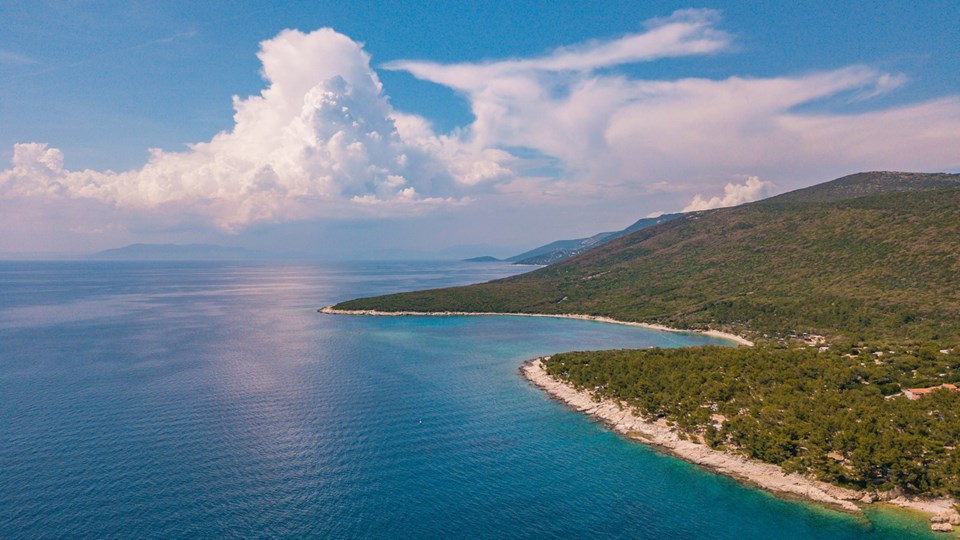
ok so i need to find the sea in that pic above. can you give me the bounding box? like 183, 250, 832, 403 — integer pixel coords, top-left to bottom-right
0, 260, 936, 538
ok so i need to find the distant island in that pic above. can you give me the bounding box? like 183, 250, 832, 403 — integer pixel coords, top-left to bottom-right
462, 256, 502, 262
88, 243, 262, 261
325, 171, 960, 527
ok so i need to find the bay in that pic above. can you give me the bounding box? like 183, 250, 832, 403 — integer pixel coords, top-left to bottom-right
0, 261, 933, 538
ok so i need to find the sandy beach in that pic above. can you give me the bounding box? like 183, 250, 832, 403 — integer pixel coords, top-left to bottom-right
318, 307, 755, 346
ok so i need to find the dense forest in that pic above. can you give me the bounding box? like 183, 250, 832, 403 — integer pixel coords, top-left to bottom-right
543, 345, 960, 497
332, 171, 960, 497
335, 173, 960, 345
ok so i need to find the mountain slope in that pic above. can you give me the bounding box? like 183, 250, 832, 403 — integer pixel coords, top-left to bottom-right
505, 212, 685, 265
335, 172, 960, 343
767, 171, 960, 204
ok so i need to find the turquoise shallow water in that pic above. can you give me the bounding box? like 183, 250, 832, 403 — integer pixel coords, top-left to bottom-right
0, 261, 935, 538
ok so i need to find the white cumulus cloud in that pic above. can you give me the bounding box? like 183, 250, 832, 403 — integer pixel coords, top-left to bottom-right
0, 28, 508, 231
682, 176, 774, 212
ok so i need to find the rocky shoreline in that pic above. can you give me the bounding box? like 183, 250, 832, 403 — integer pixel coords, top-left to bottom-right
522, 357, 960, 531
319, 305, 958, 531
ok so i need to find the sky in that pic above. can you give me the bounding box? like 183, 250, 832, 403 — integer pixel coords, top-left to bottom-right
1, 1, 958, 258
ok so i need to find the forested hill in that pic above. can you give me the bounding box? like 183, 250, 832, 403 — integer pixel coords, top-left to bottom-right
764, 171, 960, 204
335, 172, 960, 344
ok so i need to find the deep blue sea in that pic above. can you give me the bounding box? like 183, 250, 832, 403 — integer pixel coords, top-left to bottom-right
0, 261, 934, 538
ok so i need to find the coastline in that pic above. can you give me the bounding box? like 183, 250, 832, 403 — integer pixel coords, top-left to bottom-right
522, 357, 960, 528
318, 306, 754, 347
522, 357, 863, 513
320, 305, 958, 528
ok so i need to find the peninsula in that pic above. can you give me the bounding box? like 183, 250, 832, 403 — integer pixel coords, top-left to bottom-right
326, 171, 960, 528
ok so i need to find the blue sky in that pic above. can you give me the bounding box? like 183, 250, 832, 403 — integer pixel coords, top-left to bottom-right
1, 1, 958, 257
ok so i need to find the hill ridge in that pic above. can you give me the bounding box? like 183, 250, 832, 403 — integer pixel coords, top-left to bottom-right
335, 171, 960, 343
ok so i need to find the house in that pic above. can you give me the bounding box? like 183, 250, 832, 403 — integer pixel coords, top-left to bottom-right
904, 384, 960, 400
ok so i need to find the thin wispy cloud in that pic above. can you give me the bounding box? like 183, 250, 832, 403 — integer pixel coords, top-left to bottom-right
386, 9, 731, 88
0, 31, 198, 80
386, 10, 960, 212
0, 50, 35, 65
151, 30, 199, 45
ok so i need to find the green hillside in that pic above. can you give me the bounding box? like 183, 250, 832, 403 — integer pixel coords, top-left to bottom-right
333, 171, 960, 498
544, 345, 960, 497
335, 172, 960, 344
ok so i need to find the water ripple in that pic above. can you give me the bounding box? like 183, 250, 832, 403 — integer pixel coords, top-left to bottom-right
0, 261, 934, 539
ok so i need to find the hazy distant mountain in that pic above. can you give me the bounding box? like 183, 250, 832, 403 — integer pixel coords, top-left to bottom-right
505, 213, 686, 265
88, 243, 262, 261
